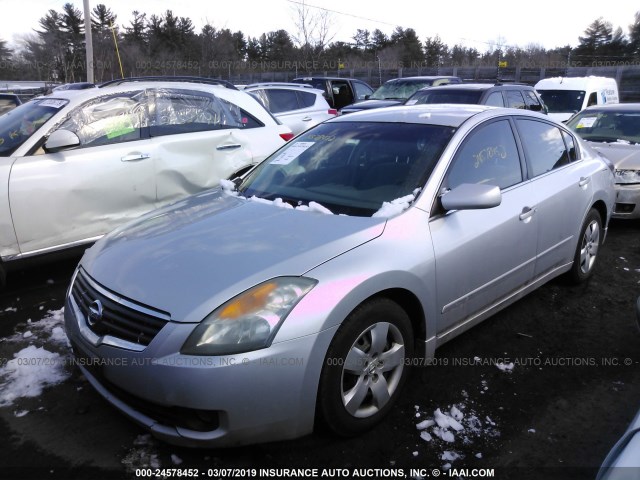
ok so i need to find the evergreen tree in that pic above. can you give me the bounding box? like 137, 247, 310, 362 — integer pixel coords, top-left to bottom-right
630, 12, 640, 59
574, 17, 613, 63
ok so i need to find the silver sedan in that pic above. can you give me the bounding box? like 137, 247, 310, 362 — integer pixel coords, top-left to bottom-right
65, 105, 615, 447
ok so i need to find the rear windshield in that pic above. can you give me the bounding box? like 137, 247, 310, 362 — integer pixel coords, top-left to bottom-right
0, 98, 67, 156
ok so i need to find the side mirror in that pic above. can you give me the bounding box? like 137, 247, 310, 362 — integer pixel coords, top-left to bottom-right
44, 129, 80, 153
441, 183, 501, 211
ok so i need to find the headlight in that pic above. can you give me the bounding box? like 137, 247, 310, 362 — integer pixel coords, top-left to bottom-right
181, 277, 317, 356
614, 169, 640, 184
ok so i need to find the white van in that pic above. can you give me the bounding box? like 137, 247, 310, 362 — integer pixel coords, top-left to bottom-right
535, 76, 619, 122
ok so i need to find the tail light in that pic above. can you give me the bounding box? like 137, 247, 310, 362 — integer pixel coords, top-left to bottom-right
279, 132, 294, 141
328, 108, 338, 116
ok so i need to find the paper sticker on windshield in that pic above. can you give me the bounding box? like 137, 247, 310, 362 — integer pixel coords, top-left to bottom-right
576, 117, 597, 129
38, 99, 67, 109
271, 141, 315, 165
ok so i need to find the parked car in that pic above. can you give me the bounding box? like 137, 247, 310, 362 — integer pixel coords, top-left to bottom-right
0, 80, 292, 287
565, 103, 640, 219
0, 93, 22, 115
52, 82, 97, 92
535, 76, 619, 122
65, 104, 614, 447
291, 77, 374, 110
405, 83, 547, 113
340, 76, 462, 114
595, 297, 640, 480
244, 83, 337, 135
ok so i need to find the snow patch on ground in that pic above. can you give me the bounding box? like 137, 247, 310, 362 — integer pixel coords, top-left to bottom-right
496, 362, 515, 373
0, 308, 72, 407
414, 397, 500, 470
0, 346, 70, 406
122, 435, 162, 474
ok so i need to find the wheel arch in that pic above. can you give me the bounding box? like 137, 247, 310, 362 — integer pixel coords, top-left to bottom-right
591, 199, 608, 229
364, 288, 427, 352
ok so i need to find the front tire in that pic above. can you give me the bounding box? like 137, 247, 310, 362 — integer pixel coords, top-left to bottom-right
317, 298, 413, 436
568, 208, 602, 283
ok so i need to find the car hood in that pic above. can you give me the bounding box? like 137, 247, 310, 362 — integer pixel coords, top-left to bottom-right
81, 190, 386, 322
341, 99, 403, 112
589, 142, 640, 169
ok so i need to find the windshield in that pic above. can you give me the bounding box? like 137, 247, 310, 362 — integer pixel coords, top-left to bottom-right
0, 98, 67, 156
566, 110, 640, 144
537, 90, 585, 114
407, 89, 483, 105
238, 121, 455, 216
370, 80, 437, 101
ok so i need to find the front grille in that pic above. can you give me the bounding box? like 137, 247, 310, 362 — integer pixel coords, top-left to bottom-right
71, 269, 170, 347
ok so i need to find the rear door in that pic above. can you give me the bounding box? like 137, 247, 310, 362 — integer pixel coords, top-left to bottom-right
148, 88, 257, 205
9, 90, 156, 255
513, 118, 593, 276
260, 88, 324, 135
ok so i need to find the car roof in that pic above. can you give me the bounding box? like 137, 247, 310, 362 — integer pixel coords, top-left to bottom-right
386, 76, 460, 82
43, 81, 241, 104
244, 84, 325, 95
244, 82, 315, 89
579, 103, 640, 112
330, 104, 497, 127
293, 77, 368, 82
36, 81, 278, 126
418, 83, 532, 91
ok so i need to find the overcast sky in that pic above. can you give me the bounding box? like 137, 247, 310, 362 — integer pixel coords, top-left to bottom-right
1, 0, 638, 52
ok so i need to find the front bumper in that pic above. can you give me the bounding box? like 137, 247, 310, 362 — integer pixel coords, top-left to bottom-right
64, 290, 336, 447
613, 184, 640, 219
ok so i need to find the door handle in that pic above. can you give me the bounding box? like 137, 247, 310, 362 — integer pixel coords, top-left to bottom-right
579, 176, 591, 187
301, 116, 313, 121
519, 206, 536, 222
121, 153, 150, 162
216, 144, 242, 151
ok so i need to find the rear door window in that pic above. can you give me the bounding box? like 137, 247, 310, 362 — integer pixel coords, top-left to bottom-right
149, 89, 252, 136
484, 91, 505, 107
516, 119, 570, 176
263, 89, 301, 113
297, 90, 317, 108
505, 90, 526, 109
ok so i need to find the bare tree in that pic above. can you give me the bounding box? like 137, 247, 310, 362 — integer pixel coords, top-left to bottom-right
290, 0, 335, 62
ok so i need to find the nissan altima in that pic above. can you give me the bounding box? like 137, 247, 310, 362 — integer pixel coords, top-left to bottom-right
64, 105, 615, 447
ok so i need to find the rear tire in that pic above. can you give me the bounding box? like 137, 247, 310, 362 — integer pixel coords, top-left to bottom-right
568, 208, 602, 283
317, 298, 413, 436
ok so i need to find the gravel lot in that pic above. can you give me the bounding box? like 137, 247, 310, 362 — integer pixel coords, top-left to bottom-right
0, 219, 639, 480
